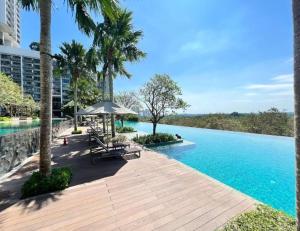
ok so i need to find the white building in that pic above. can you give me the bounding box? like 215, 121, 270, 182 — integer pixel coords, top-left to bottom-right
0, 0, 20, 48
0, 45, 71, 117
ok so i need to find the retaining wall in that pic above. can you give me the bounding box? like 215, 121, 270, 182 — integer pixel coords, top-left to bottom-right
0, 120, 73, 176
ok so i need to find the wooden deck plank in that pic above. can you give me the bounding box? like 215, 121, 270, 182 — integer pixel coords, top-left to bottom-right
0, 129, 257, 231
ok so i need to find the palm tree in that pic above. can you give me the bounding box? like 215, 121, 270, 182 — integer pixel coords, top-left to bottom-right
19, 0, 118, 176
90, 8, 146, 137
55, 40, 93, 132
293, 0, 300, 227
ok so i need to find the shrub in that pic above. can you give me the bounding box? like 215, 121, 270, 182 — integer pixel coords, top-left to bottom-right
21, 167, 72, 198
0, 116, 11, 122
71, 130, 82, 134
32, 115, 39, 120
133, 133, 176, 145
116, 126, 136, 133
112, 135, 127, 143
221, 204, 296, 231
124, 114, 139, 122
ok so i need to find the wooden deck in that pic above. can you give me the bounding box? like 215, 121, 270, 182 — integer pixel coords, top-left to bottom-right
0, 129, 257, 230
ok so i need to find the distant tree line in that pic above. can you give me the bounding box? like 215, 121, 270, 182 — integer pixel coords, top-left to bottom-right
140, 108, 294, 137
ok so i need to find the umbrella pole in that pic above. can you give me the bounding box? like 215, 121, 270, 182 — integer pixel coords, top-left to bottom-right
102, 114, 106, 133
106, 114, 109, 137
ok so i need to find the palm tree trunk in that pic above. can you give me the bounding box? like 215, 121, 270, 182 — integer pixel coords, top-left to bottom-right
102, 115, 106, 133
102, 76, 106, 100
108, 66, 115, 137
39, 0, 52, 177
74, 76, 78, 132
293, 0, 300, 228
102, 70, 107, 133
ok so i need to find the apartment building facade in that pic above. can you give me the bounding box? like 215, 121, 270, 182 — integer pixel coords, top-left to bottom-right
0, 45, 71, 117
0, 0, 20, 48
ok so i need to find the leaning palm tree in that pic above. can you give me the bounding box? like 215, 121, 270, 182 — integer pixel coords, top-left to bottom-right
90, 8, 146, 137
54, 40, 93, 132
19, 0, 118, 176
293, 0, 300, 228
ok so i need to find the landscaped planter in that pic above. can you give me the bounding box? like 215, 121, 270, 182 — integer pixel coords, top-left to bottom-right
144, 139, 183, 148
117, 130, 137, 133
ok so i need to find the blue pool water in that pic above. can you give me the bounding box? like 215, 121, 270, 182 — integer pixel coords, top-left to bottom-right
122, 121, 296, 216
0, 120, 61, 136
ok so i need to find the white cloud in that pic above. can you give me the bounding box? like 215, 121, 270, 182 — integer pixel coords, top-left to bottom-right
272, 74, 293, 83
244, 92, 258, 96
285, 57, 293, 64
244, 73, 293, 93
245, 83, 292, 91
179, 30, 231, 55
268, 91, 293, 97
181, 90, 293, 114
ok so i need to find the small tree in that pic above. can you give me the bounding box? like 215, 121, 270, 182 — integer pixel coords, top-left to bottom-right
115, 91, 142, 127
140, 74, 189, 135
29, 41, 40, 51
0, 73, 38, 116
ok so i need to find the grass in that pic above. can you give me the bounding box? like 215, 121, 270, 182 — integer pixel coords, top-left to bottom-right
21, 167, 72, 198
220, 204, 296, 231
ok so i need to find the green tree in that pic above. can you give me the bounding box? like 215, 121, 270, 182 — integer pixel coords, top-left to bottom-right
89, 8, 146, 136
0, 73, 38, 116
115, 90, 142, 126
62, 77, 101, 116
54, 40, 95, 132
140, 74, 189, 135
19, 0, 118, 176
29, 41, 40, 51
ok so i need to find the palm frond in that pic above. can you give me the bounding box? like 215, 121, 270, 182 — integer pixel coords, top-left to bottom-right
18, 0, 39, 10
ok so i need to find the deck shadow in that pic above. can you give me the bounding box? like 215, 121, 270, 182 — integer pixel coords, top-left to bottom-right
0, 131, 128, 213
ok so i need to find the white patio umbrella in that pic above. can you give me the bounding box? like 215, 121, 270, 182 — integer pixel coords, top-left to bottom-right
76, 101, 138, 136
76, 101, 138, 116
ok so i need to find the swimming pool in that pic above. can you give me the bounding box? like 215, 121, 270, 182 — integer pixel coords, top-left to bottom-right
0, 120, 62, 136
123, 121, 295, 216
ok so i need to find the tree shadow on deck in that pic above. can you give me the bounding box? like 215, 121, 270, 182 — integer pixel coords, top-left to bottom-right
0, 132, 129, 215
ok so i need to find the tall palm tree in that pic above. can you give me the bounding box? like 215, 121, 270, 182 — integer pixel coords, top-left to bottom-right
293, 0, 300, 228
55, 40, 93, 132
90, 8, 146, 137
19, 0, 118, 176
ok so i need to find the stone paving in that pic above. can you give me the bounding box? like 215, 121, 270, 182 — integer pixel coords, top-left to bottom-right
0, 128, 257, 230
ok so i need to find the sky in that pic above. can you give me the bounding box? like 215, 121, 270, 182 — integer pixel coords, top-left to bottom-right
20, 0, 293, 114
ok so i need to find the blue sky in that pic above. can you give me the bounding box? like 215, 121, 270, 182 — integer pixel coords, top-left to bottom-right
20, 0, 293, 114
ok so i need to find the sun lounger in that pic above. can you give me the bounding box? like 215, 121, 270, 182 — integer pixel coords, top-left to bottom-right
112, 142, 130, 150
90, 136, 142, 162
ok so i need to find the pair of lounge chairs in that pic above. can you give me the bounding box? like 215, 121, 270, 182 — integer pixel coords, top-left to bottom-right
90, 136, 142, 163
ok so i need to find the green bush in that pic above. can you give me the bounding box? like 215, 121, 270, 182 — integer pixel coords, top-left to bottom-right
32, 115, 39, 120
221, 204, 296, 231
116, 126, 136, 133
0, 116, 11, 121
71, 130, 82, 134
21, 167, 72, 198
133, 133, 176, 145
124, 114, 139, 122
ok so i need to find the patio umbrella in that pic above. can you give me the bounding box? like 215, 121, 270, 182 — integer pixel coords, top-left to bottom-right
76, 101, 138, 116
76, 101, 138, 136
